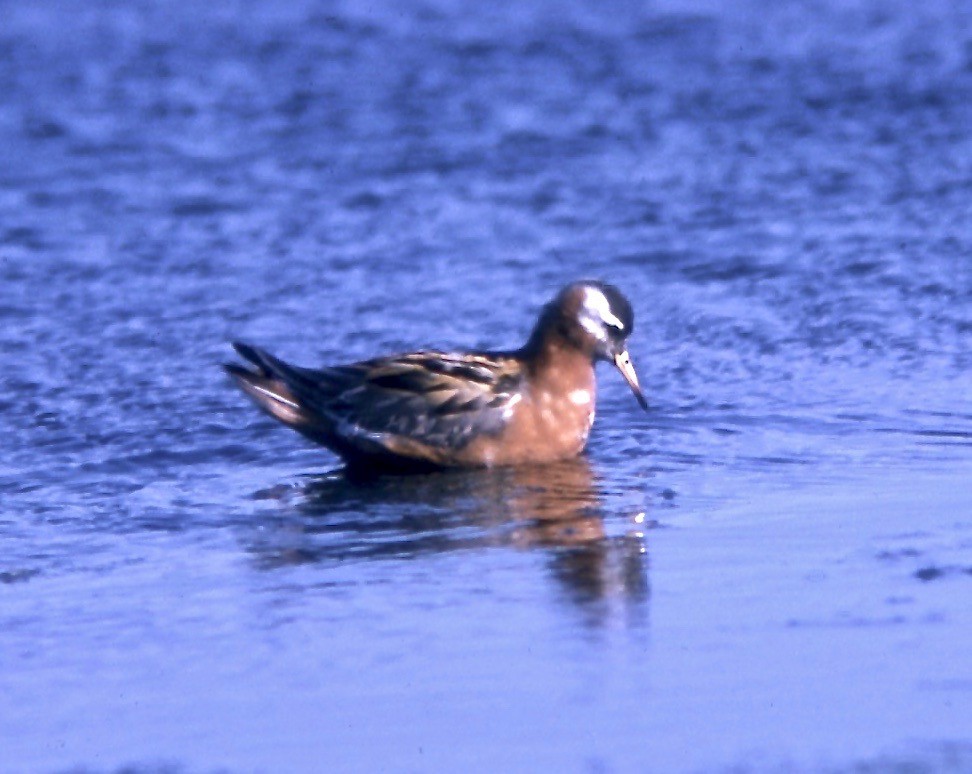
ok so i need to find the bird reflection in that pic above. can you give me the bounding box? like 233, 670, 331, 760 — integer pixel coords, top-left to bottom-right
244, 457, 649, 624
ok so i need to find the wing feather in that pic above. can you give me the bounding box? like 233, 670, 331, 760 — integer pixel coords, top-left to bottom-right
231, 344, 524, 458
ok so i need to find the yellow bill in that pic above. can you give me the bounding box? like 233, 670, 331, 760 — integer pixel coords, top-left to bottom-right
613, 349, 648, 411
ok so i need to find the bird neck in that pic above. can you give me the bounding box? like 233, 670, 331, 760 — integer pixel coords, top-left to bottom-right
523, 302, 595, 361
521, 330, 596, 395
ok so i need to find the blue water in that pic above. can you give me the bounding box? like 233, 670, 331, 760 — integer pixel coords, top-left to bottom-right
2, 1, 972, 771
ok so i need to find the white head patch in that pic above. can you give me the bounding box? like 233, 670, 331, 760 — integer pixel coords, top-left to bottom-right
580, 286, 625, 339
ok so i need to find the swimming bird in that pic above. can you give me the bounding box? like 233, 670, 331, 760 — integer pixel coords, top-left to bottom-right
225, 280, 647, 470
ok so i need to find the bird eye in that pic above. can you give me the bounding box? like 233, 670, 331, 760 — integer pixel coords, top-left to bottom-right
580, 287, 627, 338
600, 311, 625, 333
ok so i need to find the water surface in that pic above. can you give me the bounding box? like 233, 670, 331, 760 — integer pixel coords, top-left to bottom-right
2, 0, 971, 771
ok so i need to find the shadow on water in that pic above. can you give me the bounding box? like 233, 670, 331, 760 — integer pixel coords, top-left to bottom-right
243, 457, 650, 623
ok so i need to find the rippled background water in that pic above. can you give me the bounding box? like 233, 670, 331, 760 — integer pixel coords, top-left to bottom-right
2, 1, 972, 771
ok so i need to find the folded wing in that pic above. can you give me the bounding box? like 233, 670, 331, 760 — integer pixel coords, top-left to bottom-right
225, 342, 523, 465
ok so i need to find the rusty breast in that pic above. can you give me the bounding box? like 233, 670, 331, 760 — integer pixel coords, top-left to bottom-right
459, 343, 597, 466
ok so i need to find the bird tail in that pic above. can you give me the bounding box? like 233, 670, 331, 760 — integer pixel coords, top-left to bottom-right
224, 342, 323, 432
